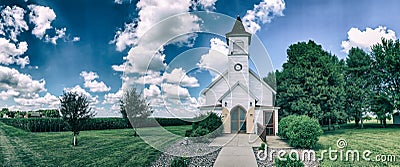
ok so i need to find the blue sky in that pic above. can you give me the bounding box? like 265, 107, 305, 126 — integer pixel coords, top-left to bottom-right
0, 0, 399, 117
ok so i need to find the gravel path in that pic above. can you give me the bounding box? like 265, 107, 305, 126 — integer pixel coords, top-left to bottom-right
151, 138, 221, 167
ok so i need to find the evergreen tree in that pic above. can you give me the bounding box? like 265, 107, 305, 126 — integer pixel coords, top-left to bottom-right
276, 40, 346, 130
344, 48, 373, 128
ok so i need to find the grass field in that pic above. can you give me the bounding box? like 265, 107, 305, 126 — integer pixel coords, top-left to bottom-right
0, 122, 191, 166
316, 127, 400, 167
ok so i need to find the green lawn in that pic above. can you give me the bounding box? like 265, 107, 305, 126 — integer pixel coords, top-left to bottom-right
316, 127, 400, 167
0, 122, 191, 166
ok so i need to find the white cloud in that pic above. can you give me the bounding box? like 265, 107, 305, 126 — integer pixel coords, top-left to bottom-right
28, 4, 56, 39
197, 38, 228, 77
0, 66, 59, 110
0, 65, 46, 94
0, 6, 29, 42
103, 89, 123, 105
341, 26, 397, 54
242, 0, 285, 34
0, 89, 19, 100
72, 36, 80, 42
63, 85, 99, 105
44, 27, 66, 45
161, 83, 190, 99
196, 0, 217, 10
111, 64, 125, 72
163, 68, 199, 87
80, 71, 111, 92
114, 0, 134, 4
0, 38, 29, 68
110, 0, 202, 74
132, 72, 163, 85
144, 84, 161, 98
110, 22, 137, 52
14, 93, 59, 109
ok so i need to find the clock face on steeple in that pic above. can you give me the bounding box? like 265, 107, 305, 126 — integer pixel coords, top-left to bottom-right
234, 63, 242, 71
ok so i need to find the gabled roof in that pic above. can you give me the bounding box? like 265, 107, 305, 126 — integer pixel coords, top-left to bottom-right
201, 69, 277, 95
218, 81, 259, 101
201, 70, 228, 95
249, 69, 277, 94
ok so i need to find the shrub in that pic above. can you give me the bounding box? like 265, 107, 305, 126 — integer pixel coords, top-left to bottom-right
282, 115, 322, 148
190, 112, 223, 138
258, 142, 266, 150
185, 129, 193, 137
190, 128, 209, 137
277, 115, 300, 139
170, 157, 189, 167
275, 155, 304, 167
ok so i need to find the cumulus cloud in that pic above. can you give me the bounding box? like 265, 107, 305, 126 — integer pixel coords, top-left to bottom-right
0, 89, 19, 100
114, 0, 134, 4
161, 83, 190, 99
144, 84, 161, 98
242, 0, 285, 34
103, 89, 123, 105
341, 26, 397, 54
63, 85, 99, 105
0, 65, 59, 109
80, 71, 111, 92
72, 36, 80, 42
44, 27, 66, 45
14, 92, 59, 108
197, 38, 228, 77
163, 68, 199, 87
192, 0, 218, 11
0, 6, 29, 42
0, 65, 46, 95
110, 0, 202, 74
0, 38, 29, 68
28, 4, 56, 39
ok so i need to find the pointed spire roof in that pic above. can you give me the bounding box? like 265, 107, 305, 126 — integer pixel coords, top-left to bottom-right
226, 16, 251, 37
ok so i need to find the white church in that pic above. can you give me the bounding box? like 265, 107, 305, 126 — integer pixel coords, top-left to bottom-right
199, 16, 279, 136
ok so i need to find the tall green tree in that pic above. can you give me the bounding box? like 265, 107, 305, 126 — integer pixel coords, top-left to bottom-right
120, 87, 152, 137
344, 48, 373, 128
60, 92, 95, 146
276, 40, 346, 130
370, 38, 400, 125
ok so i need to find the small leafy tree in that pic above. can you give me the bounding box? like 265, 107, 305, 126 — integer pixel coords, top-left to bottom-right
120, 87, 152, 137
60, 92, 95, 146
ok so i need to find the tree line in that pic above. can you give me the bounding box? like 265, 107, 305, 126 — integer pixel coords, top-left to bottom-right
265, 38, 400, 129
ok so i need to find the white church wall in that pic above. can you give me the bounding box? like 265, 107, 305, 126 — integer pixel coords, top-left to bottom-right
204, 76, 229, 106
249, 73, 274, 106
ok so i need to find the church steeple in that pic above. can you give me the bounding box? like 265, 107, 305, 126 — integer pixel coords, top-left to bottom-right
226, 16, 251, 46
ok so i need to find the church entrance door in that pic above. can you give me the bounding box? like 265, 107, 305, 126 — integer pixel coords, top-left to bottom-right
231, 106, 246, 133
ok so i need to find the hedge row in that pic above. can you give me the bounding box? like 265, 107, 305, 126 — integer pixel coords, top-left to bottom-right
0, 117, 191, 132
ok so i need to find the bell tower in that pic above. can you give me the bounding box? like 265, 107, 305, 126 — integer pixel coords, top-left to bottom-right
226, 16, 252, 88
